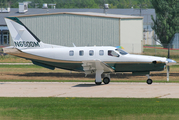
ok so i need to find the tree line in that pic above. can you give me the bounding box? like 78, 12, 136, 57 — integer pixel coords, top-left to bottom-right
1, 0, 153, 9
151, 0, 178, 47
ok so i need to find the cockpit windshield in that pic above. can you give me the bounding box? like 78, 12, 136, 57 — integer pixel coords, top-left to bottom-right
115, 49, 128, 55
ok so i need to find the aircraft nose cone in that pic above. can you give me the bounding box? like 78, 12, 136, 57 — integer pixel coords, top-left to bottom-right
166, 59, 177, 65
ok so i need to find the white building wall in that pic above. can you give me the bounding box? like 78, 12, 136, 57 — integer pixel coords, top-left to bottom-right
143, 30, 156, 45
119, 19, 143, 53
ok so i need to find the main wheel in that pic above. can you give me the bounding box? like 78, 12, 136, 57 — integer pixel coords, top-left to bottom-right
103, 77, 110, 84
146, 79, 153, 85
95, 81, 102, 85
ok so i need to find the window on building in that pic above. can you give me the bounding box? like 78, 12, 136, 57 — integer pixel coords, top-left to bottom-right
2, 31, 9, 45
24, 5, 27, 11
79, 50, 84, 56
99, 50, 104, 56
89, 50, 94, 56
108, 50, 119, 57
69, 50, 74, 56
0, 31, 1, 45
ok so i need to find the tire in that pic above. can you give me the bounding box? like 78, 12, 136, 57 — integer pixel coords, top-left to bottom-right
95, 82, 102, 85
146, 79, 153, 85
103, 77, 110, 84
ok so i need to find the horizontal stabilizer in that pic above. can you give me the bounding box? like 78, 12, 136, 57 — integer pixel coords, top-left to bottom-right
32, 61, 55, 70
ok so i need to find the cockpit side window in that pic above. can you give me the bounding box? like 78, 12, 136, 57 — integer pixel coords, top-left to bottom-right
108, 50, 119, 57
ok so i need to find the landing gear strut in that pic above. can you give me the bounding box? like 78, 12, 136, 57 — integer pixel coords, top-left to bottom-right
146, 74, 153, 85
95, 70, 103, 85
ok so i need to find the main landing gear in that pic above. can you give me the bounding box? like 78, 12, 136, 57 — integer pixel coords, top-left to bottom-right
95, 77, 111, 85
95, 70, 110, 85
95, 72, 153, 85
103, 77, 110, 84
146, 74, 153, 85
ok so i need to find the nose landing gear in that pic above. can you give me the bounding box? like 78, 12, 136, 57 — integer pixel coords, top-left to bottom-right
146, 79, 153, 84
146, 74, 153, 85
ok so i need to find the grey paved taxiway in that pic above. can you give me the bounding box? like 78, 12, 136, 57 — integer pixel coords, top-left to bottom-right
0, 82, 179, 98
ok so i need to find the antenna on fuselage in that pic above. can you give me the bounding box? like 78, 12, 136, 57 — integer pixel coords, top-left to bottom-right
72, 43, 76, 47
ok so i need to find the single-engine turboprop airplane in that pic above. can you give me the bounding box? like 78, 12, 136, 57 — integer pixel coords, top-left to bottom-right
3, 17, 177, 85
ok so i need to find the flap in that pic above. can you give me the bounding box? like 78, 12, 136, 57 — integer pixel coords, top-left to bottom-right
82, 60, 114, 75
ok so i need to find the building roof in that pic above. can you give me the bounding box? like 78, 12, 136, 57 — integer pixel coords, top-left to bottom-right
0, 8, 155, 26
15, 12, 143, 19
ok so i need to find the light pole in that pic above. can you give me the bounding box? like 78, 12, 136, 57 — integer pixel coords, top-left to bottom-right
167, 43, 170, 81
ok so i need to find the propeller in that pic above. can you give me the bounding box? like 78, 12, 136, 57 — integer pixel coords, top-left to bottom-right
166, 59, 177, 81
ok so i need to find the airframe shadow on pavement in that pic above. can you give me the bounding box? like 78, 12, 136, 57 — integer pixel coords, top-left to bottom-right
73, 84, 105, 87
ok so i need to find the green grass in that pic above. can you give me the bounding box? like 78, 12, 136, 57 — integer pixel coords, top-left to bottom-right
0, 64, 41, 68
143, 47, 179, 59
0, 55, 31, 63
0, 98, 179, 120
0, 55, 18, 60
143, 45, 163, 47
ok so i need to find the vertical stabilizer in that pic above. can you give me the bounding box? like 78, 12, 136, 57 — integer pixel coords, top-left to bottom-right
5, 17, 42, 50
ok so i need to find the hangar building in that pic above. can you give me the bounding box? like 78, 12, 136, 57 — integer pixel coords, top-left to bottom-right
9, 12, 143, 53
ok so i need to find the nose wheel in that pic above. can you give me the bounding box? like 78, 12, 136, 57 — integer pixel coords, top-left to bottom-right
146, 74, 153, 85
146, 79, 153, 84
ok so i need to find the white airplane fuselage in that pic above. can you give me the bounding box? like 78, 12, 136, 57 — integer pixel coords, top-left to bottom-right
3, 17, 177, 85
14, 46, 167, 72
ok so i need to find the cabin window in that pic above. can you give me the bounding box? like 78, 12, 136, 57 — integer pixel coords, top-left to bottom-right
108, 50, 119, 57
69, 50, 74, 56
79, 50, 84, 56
89, 50, 94, 56
99, 50, 104, 56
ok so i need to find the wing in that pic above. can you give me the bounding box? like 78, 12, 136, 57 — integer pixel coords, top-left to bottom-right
82, 60, 114, 75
